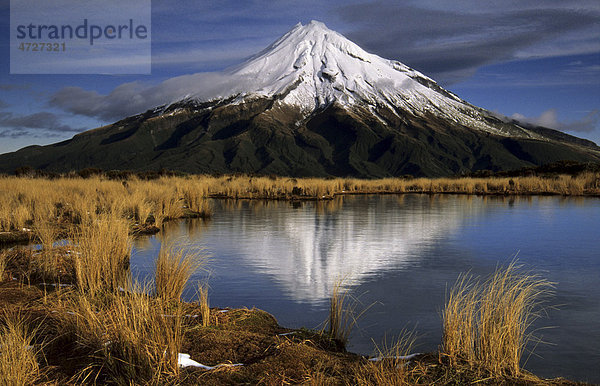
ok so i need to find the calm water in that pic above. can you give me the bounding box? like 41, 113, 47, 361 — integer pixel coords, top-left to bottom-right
131, 195, 600, 383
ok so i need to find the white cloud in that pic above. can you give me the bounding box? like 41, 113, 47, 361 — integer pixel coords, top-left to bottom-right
511, 109, 599, 133
49, 71, 260, 121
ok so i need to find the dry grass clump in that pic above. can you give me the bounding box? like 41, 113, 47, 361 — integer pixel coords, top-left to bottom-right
136, 198, 154, 226
34, 217, 58, 252
353, 331, 417, 386
196, 284, 211, 327
180, 182, 212, 217
155, 243, 207, 302
325, 280, 371, 348
442, 273, 479, 364
0, 202, 10, 232
0, 311, 41, 385
60, 286, 182, 384
72, 214, 131, 295
0, 254, 5, 281
33, 212, 61, 280
442, 261, 553, 376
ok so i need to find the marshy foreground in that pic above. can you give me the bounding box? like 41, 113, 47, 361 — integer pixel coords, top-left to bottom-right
0, 173, 597, 384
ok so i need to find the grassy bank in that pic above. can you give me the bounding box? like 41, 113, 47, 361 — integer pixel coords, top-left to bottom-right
0, 176, 212, 245
1, 172, 599, 244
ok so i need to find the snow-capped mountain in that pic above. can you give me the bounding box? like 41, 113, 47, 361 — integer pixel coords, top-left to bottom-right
193, 21, 462, 112
173, 21, 538, 138
0, 21, 598, 176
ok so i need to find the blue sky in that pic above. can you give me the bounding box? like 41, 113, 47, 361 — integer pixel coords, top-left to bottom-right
1, 0, 599, 154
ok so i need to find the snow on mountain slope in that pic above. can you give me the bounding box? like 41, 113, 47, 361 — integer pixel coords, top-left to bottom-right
177, 21, 535, 138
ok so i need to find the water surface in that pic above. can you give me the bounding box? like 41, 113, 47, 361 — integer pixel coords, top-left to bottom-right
131, 194, 600, 383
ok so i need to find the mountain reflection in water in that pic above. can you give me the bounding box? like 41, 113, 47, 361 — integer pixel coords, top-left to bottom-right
131, 194, 600, 383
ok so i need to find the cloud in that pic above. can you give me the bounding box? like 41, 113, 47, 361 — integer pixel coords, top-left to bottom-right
511, 109, 599, 133
337, 1, 600, 84
49, 70, 281, 121
0, 111, 83, 136
0, 129, 28, 139
49, 73, 230, 121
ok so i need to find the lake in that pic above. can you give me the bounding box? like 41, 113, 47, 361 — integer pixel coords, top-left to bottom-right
131, 194, 600, 383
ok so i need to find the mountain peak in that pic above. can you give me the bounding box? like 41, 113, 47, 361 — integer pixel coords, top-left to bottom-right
232, 19, 373, 79
298, 20, 329, 30
179, 21, 542, 138
287, 20, 332, 35
216, 20, 446, 113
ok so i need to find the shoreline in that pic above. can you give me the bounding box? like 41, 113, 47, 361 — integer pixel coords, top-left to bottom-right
0, 280, 588, 385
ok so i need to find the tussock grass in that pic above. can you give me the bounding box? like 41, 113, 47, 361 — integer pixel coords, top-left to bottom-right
180, 182, 212, 217
0, 311, 40, 386
0, 253, 5, 281
442, 261, 554, 376
354, 330, 417, 385
325, 280, 371, 348
72, 214, 131, 295
155, 243, 207, 301
59, 284, 182, 383
136, 198, 153, 226
34, 218, 58, 252
33, 213, 61, 280
196, 284, 211, 327
0, 173, 587, 384
442, 273, 479, 364
10, 201, 32, 232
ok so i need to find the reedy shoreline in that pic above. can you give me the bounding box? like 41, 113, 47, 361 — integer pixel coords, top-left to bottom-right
1, 172, 598, 241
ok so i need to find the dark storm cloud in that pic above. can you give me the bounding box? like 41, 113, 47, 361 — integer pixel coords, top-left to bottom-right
338, 2, 600, 83
0, 111, 82, 137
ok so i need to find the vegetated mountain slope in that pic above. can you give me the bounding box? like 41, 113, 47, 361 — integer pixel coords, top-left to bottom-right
1, 21, 598, 177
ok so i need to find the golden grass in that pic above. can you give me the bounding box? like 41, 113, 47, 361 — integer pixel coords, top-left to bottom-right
196, 284, 211, 327
72, 213, 131, 295
34, 218, 58, 252
354, 331, 417, 386
477, 263, 553, 376
59, 285, 182, 383
154, 243, 207, 301
136, 198, 154, 226
0, 310, 40, 386
442, 273, 479, 364
33, 216, 61, 281
0, 173, 598, 237
325, 280, 371, 347
180, 181, 212, 216
442, 261, 553, 377
0, 253, 5, 281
